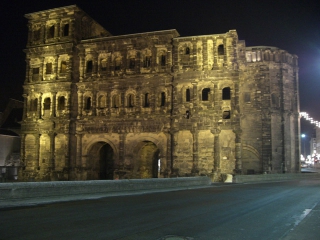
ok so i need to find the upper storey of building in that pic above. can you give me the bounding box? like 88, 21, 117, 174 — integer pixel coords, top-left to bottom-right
25, 5, 111, 48
245, 46, 298, 67
173, 30, 240, 72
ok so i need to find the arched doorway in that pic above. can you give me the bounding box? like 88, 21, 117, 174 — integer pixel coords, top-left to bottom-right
137, 141, 160, 178
87, 142, 114, 180
241, 147, 261, 174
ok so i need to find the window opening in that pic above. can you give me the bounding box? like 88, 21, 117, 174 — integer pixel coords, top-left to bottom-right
100, 59, 107, 71
185, 47, 190, 55
218, 45, 224, 55
186, 110, 190, 119
144, 93, 150, 107
32, 67, 39, 75
160, 92, 165, 107
85, 97, 91, 110
112, 95, 120, 108
223, 111, 230, 119
86, 60, 93, 73
161, 55, 166, 66
202, 88, 210, 101
99, 95, 107, 108
144, 56, 151, 67
58, 96, 66, 110
186, 89, 191, 102
128, 94, 134, 107
44, 98, 51, 110
60, 61, 67, 73
222, 87, 231, 100
129, 58, 135, 69
34, 29, 41, 41
47, 25, 55, 39
63, 24, 69, 36
115, 58, 121, 70
46, 63, 52, 74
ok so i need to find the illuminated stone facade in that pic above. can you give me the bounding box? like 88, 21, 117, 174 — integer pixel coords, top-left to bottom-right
19, 5, 300, 181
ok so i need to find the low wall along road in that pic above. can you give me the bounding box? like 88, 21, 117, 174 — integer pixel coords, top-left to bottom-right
0, 177, 211, 208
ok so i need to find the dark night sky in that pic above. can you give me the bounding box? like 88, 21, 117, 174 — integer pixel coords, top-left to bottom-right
1, 0, 320, 140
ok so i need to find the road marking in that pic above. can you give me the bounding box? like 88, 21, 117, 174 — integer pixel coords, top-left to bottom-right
293, 208, 312, 228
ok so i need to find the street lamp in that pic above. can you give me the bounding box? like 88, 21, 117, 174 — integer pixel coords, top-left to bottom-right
301, 134, 306, 160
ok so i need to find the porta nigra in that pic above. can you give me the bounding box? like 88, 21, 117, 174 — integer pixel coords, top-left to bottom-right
19, 5, 300, 181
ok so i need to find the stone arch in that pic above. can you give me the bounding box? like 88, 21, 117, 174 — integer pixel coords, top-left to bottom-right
86, 141, 116, 180
241, 144, 261, 174
129, 135, 167, 179
133, 141, 160, 178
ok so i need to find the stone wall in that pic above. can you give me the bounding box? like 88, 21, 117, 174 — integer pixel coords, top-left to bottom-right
19, 5, 300, 182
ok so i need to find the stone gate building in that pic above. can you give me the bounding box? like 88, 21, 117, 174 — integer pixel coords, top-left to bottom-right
19, 5, 300, 181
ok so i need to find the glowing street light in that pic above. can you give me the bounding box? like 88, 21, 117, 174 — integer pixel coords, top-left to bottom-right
301, 134, 306, 160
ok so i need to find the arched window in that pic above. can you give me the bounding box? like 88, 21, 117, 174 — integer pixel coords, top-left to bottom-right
46, 63, 52, 74
86, 60, 93, 73
144, 56, 151, 68
218, 45, 224, 55
160, 92, 165, 107
63, 24, 69, 36
100, 59, 107, 71
85, 97, 91, 110
202, 88, 210, 101
185, 47, 190, 55
112, 95, 119, 108
115, 58, 121, 70
47, 25, 55, 39
222, 87, 231, 100
161, 55, 166, 66
32, 67, 40, 81
60, 61, 67, 73
99, 95, 107, 108
144, 93, 150, 107
58, 96, 65, 110
127, 94, 134, 107
43, 98, 51, 110
33, 28, 41, 41
186, 89, 191, 102
129, 58, 135, 69
223, 110, 230, 119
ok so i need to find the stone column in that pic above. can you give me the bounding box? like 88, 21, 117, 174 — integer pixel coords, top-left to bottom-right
192, 130, 198, 174
35, 133, 41, 170
49, 132, 56, 170
37, 93, 42, 119
79, 53, 85, 82
192, 41, 197, 70
78, 92, 83, 117
234, 129, 242, 174
76, 134, 83, 168
55, 55, 59, 80
119, 133, 125, 169
92, 91, 97, 116
52, 92, 57, 117
213, 129, 221, 172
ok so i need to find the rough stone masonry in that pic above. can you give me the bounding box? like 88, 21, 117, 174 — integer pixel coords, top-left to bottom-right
19, 5, 300, 181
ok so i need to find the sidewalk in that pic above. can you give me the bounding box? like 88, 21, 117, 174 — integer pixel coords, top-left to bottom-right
281, 201, 320, 239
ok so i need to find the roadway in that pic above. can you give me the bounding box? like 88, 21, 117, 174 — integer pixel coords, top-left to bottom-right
1, 179, 320, 240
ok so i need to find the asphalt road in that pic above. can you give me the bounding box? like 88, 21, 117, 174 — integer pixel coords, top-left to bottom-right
1, 179, 320, 240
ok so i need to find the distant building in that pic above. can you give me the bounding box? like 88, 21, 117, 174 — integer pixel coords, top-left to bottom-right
19, 5, 300, 181
0, 99, 23, 181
